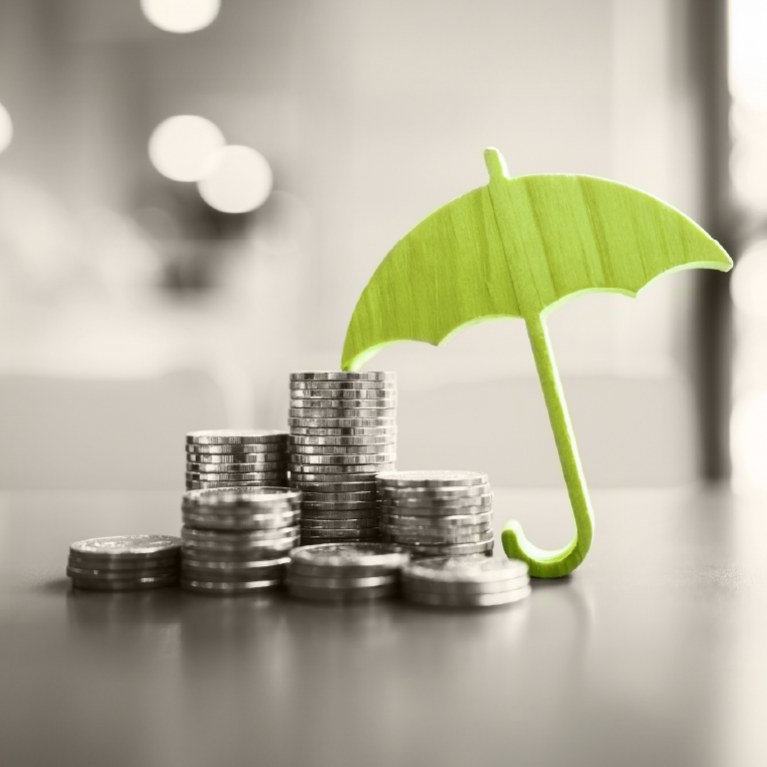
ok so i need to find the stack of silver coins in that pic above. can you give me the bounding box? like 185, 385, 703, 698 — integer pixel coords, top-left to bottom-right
185, 430, 288, 491
286, 542, 409, 602
377, 471, 494, 557
288, 371, 397, 545
180, 487, 301, 595
67, 535, 181, 591
402, 555, 531, 608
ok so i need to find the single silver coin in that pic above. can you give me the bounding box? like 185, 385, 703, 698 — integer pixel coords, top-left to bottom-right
403, 584, 531, 608
290, 379, 396, 390
384, 528, 492, 545
182, 526, 298, 543
381, 519, 492, 537
300, 511, 379, 522
376, 470, 489, 488
183, 487, 301, 507
301, 530, 381, 542
182, 511, 299, 530
302, 500, 378, 512
182, 556, 290, 571
289, 408, 395, 420
403, 554, 528, 582
182, 511, 299, 527
66, 560, 178, 575
299, 490, 378, 502
290, 388, 396, 400
402, 574, 529, 595
181, 501, 301, 524
290, 387, 397, 407
181, 513, 300, 533
379, 489, 491, 502
181, 539, 298, 558
66, 565, 178, 580
180, 570, 284, 587
289, 443, 396, 455
181, 532, 299, 550
286, 573, 396, 589
288, 417, 396, 429
70, 535, 181, 560
290, 463, 393, 475
289, 555, 406, 578
181, 578, 281, 594
289, 452, 396, 466
377, 496, 493, 513
393, 538, 495, 557
290, 542, 407, 568
187, 451, 286, 464
290, 478, 376, 490
69, 573, 179, 590
186, 429, 288, 445
289, 426, 397, 437
289, 436, 395, 448
289, 400, 396, 411
186, 462, 288, 474
67, 551, 179, 569
186, 467, 286, 481
301, 518, 379, 530
185, 443, 286, 456
289, 371, 395, 382
287, 582, 396, 601
289, 474, 388, 485
186, 477, 287, 489
377, 484, 491, 501
185, 454, 286, 466
380, 510, 493, 528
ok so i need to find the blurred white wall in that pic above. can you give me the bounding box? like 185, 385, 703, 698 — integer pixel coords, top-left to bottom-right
0, 0, 711, 488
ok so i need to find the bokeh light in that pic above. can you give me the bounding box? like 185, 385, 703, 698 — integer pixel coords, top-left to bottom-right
140, 0, 220, 34
0, 101, 13, 155
731, 241, 767, 317
148, 115, 225, 182
197, 146, 273, 214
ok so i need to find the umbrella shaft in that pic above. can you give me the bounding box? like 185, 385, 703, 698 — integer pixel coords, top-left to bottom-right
524, 314, 594, 548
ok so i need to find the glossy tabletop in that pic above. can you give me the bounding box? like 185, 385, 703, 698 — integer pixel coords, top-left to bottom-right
1, 487, 765, 767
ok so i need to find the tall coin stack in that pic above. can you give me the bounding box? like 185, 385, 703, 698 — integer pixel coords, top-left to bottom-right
376, 471, 494, 557
288, 371, 397, 544
185, 429, 289, 491
180, 487, 301, 594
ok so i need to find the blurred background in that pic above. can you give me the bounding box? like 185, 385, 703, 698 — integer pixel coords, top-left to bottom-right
0, 0, 762, 494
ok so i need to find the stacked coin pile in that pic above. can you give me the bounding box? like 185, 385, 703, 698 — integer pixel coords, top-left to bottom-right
377, 471, 494, 557
286, 542, 410, 602
185, 430, 288, 491
180, 487, 301, 595
288, 371, 397, 545
67, 535, 181, 591
402, 555, 530, 608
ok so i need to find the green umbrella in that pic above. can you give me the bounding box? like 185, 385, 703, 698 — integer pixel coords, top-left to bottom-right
341, 148, 732, 578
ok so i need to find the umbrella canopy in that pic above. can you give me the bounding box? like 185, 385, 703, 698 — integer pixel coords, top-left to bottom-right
341, 148, 732, 577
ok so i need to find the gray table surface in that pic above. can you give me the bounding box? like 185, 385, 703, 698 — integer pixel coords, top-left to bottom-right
1, 487, 765, 767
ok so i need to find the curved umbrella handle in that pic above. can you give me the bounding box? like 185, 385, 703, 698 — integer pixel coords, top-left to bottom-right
501, 313, 594, 578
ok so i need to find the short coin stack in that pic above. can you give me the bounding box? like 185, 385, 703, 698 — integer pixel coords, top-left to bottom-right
288, 371, 397, 545
286, 542, 410, 602
185, 430, 288, 491
180, 487, 301, 595
67, 535, 181, 591
377, 471, 494, 557
402, 555, 530, 608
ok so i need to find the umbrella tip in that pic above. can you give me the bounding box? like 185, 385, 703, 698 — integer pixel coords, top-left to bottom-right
484, 147, 508, 182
